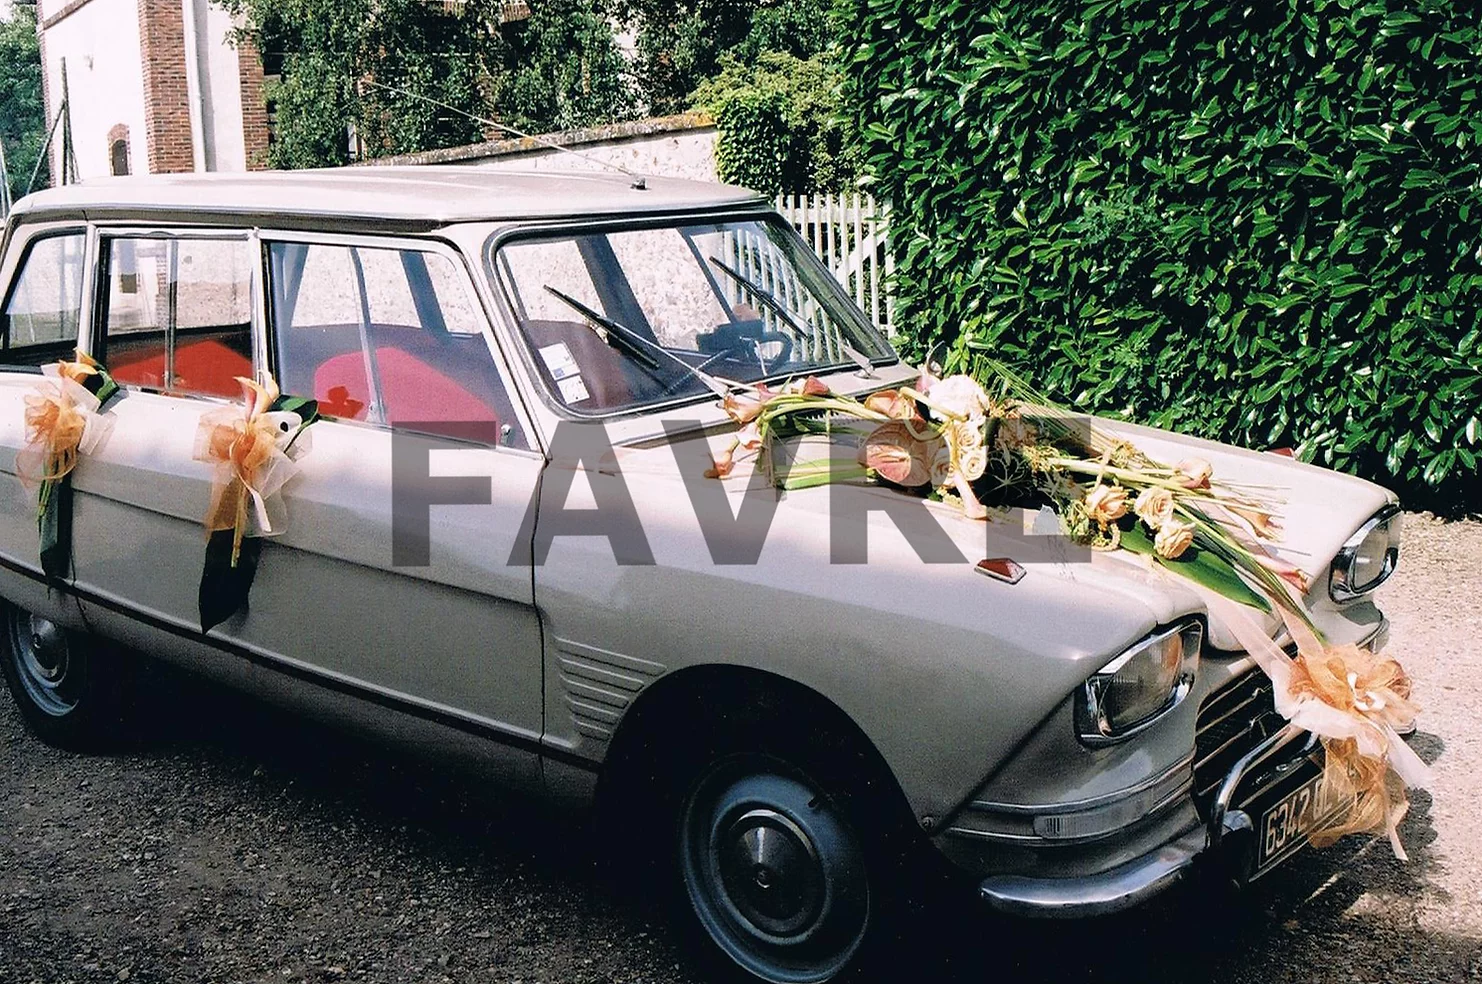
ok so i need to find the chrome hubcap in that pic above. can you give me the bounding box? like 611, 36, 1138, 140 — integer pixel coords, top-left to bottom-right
9, 611, 78, 716
681, 769, 870, 984
720, 809, 825, 938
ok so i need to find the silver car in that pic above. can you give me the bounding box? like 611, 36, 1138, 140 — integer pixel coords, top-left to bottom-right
0, 170, 1399, 983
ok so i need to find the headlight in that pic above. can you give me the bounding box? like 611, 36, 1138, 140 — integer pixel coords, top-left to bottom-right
1075, 621, 1202, 745
1329, 504, 1401, 602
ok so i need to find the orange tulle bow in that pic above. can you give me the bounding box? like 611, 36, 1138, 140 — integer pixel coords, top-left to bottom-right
17, 352, 113, 501
1282, 616, 1423, 856
193, 376, 308, 565
1206, 594, 1429, 859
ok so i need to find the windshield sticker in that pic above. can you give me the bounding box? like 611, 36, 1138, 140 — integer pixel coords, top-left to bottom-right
557, 374, 590, 404
539, 342, 582, 382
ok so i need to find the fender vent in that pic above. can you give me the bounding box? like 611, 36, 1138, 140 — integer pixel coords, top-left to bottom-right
555, 640, 666, 742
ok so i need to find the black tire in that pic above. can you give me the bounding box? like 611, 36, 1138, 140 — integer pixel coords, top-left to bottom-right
0, 600, 130, 750
623, 685, 915, 984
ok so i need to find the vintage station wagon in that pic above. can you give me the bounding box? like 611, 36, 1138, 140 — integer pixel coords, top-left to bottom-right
0, 170, 1400, 983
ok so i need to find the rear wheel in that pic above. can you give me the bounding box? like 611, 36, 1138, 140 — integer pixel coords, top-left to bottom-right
0, 601, 128, 749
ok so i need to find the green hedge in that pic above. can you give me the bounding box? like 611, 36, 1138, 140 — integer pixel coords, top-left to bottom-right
840, 0, 1482, 514
692, 51, 860, 195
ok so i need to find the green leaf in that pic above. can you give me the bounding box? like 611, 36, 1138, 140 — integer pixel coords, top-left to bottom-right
37, 475, 72, 581
198, 532, 264, 633
1119, 523, 1273, 613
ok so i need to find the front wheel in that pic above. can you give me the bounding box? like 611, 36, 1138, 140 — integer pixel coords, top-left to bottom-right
678, 760, 877, 983
0, 601, 128, 749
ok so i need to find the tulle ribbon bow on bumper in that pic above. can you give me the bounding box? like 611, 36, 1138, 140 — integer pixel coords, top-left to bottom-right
18, 355, 116, 503
1206, 594, 1430, 859
193, 376, 311, 566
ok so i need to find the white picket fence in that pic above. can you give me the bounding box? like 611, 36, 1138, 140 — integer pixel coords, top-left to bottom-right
775, 192, 895, 337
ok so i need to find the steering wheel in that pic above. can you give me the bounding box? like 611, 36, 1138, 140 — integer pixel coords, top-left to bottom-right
658, 333, 796, 397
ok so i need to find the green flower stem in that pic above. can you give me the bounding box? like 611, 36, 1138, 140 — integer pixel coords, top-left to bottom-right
778, 460, 870, 490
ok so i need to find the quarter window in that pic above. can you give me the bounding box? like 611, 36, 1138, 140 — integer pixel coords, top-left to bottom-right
268, 241, 526, 448
1, 233, 85, 364
99, 236, 256, 399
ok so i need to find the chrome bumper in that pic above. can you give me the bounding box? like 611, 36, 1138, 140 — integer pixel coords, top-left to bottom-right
979, 722, 1311, 918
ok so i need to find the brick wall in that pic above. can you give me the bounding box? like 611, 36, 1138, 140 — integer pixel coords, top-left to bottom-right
137, 0, 195, 173
106, 123, 132, 175
236, 35, 269, 171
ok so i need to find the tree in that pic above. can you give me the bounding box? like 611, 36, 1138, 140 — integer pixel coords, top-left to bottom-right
489, 0, 638, 133
226, 0, 636, 168
0, 3, 49, 201
225, 0, 487, 168
612, 0, 831, 116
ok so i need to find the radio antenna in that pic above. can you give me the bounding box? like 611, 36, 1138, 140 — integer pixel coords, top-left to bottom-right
363, 80, 648, 190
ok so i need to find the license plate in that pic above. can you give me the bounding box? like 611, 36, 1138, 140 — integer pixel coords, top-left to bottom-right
1255, 771, 1343, 874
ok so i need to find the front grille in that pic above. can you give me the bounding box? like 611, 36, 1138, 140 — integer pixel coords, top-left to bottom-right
1192, 669, 1285, 816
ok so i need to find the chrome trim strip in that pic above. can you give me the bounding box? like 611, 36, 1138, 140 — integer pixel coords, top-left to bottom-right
978, 824, 1207, 918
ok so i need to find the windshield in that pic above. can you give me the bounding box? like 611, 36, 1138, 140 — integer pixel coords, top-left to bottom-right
491, 216, 894, 414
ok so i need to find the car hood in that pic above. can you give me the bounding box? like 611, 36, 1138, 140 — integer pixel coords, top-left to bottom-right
609, 414, 1394, 652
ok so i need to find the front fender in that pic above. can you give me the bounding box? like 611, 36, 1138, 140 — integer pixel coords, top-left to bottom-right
533, 448, 1208, 824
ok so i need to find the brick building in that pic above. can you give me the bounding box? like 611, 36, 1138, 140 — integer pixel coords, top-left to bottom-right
35, 0, 269, 181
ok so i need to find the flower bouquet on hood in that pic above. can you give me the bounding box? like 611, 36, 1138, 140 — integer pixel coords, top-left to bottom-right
704, 361, 1292, 614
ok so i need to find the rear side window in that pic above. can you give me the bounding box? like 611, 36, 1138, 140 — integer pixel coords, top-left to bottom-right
2, 233, 85, 364
268, 240, 527, 449
98, 236, 255, 398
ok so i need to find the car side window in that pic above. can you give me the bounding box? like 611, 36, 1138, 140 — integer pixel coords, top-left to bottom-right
1, 233, 85, 365
268, 240, 527, 449
99, 236, 255, 399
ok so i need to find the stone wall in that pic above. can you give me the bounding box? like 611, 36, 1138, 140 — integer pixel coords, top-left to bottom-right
362, 113, 720, 183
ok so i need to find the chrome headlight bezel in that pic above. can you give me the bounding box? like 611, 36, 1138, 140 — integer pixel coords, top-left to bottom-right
1075, 620, 1203, 746
1329, 503, 1402, 602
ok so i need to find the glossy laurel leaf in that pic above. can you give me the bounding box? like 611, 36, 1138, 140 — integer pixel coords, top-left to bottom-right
839, 0, 1482, 515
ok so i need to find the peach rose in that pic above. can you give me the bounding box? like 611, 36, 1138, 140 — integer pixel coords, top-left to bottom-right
1174, 457, 1214, 490
1134, 487, 1175, 529
1154, 519, 1196, 560
863, 389, 917, 420
957, 445, 988, 483
1085, 484, 1130, 525
929, 444, 954, 487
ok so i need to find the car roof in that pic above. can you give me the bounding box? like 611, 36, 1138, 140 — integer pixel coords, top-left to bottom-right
8, 167, 768, 227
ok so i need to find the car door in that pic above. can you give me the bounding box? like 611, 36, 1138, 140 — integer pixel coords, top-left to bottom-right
0, 224, 93, 627
220, 231, 547, 749
69, 225, 547, 762
69, 227, 267, 646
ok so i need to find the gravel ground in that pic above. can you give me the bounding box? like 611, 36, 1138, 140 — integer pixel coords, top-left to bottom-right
2, 513, 1478, 984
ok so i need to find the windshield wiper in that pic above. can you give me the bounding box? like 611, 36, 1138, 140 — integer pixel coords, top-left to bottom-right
541, 285, 732, 398
541, 285, 658, 370
707, 256, 821, 349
